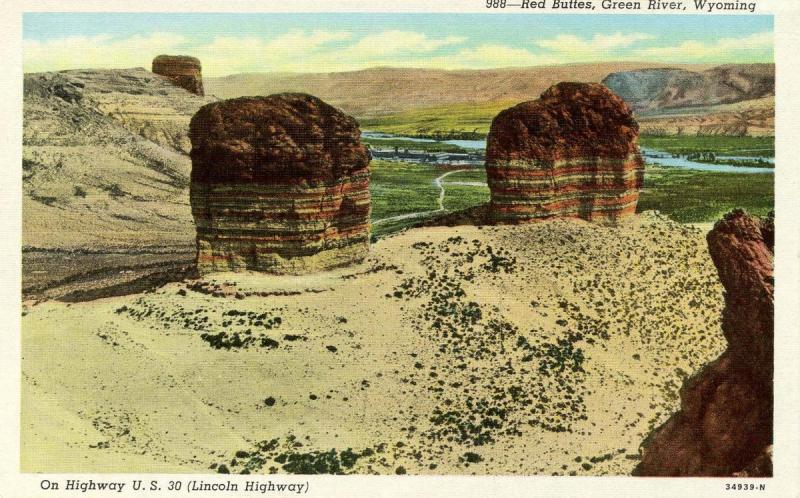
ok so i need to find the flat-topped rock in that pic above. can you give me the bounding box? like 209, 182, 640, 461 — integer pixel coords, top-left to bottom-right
152, 55, 204, 96
189, 93, 371, 274
485, 82, 644, 223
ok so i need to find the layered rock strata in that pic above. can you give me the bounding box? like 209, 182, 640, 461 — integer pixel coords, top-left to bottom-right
189, 93, 371, 274
485, 82, 644, 223
635, 210, 774, 476
152, 55, 204, 96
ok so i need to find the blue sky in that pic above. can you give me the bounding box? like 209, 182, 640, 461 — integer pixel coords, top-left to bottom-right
23, 13, 774, 76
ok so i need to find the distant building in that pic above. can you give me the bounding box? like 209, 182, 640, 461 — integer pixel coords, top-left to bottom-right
368, 146, 484, 166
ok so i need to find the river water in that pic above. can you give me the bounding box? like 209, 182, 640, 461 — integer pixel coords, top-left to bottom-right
363, 131, 774, 174
362, 132, 486, 150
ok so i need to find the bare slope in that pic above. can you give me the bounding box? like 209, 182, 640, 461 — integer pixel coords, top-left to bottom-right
636, 97, 775, 137
22, 213, 726, 475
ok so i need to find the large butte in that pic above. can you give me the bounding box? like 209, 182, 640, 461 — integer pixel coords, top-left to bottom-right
485, 82, 644, 224
189, 93, 372, 275
152, 55, 204, 96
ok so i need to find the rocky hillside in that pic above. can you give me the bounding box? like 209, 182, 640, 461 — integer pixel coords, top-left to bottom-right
22, 68, 217, 300
23, 68, 214, 251
603, 64, 774, 113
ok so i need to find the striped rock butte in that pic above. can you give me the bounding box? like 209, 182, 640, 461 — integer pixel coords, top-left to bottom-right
152, 55, 204, 96
189, 94, 371, 274
486, 82, 644, 223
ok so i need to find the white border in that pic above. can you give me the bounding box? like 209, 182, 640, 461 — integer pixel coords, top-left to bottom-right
2, 2, 798, 497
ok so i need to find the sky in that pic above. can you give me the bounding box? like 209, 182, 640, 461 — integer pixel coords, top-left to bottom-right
23, 13, 774, 76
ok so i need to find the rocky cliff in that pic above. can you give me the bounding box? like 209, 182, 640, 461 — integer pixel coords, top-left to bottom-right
634, 209, 774, 476
189, 93, 371, 274
485, 82, 644, 224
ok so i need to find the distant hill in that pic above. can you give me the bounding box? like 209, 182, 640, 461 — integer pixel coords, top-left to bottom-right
205, 62, 712, 119
205, 63, 773, 137
602, 64, 774, 113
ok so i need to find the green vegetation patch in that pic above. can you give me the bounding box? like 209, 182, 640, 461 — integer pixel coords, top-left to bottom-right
444, 169, 489, 183
360, 101, 514, 139
370, 162, 490, 237
639, 135, 774, 158
441, 185, 490, 213
683, 152, 772, 169
638, 165, 774, 223
370, 160, 441, 220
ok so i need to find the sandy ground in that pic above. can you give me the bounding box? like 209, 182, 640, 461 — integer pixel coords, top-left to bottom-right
21, 212, 726, 475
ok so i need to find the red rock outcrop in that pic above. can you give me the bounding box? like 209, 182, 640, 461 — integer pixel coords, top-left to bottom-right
634, 209, 774, 476
189, 93, 371, 274
485, 82, 644, 223
152, 55, 204, 96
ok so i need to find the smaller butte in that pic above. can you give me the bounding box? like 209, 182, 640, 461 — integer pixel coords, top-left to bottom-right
485, 82, 644, 224
152, 55, 204, 96
189, 93, 371, 275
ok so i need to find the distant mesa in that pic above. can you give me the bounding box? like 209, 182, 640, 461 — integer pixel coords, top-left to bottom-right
189, 93, 371, 275
635, 209, 774, 476
485, 82, 644, 224
152, 55, 204, 96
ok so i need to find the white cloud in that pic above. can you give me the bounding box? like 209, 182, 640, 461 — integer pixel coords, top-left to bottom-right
534, 32, 655, 60
24, 30, 469, 76
434, 44, 547, 69
24, 32, 187, 73
342, 30, 465, 58
23, 28, 773, 75
633, 31, 773, 62
193, 30, 352, 75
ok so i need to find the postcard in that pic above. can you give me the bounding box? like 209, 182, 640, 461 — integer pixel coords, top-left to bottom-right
1, 1, 798, 496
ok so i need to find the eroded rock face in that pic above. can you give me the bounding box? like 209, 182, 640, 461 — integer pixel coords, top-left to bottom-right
189, 93, 371, 274
635, 210, 774, 476
152, 55, 204, 96
485, 82, 644, 223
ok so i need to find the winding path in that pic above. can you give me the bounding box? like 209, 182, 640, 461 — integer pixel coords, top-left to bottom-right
372, 169, 468, 226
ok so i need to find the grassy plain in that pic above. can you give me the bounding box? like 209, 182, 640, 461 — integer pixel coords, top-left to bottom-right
370, 160, 442, 221
441, 184, 491, 213
370, 160, 774, 235
638, 166, 774, 223
360, 101, 514, 138
638, 135, 775, 157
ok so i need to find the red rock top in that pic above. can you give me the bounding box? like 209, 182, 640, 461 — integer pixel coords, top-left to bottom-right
152, 55, 201, 73
190, 94, 369, 185
486, 82, 639, 163
152, 55, 204, 96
